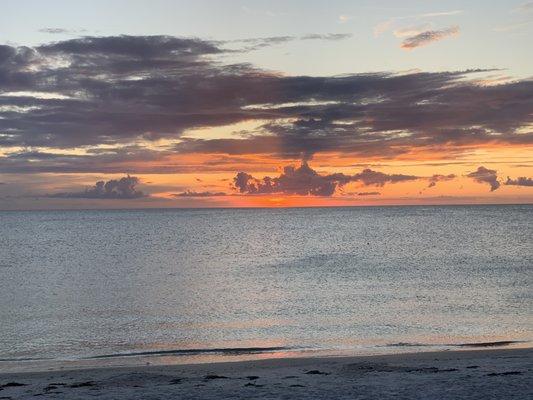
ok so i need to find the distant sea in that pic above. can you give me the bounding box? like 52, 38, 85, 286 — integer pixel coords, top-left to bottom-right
1, 205, 532, 371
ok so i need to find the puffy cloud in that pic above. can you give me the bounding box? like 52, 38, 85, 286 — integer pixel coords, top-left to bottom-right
401, 26, 459, 49
466, 166, 500, 191
233, 162, 419, 196
428, 174, 456, 187
48, 176, 146, 199
505, 176, 533, 186
173, 190, 226, 197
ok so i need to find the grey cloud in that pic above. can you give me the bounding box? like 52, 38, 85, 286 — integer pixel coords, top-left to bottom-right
505, 176, 533, 186
300, 33, 352, 40
0, 35, 532, 174
234, 33, 351, 51
39, 28, 70, 34
173, 190, 227, 197
466, 166, 500, 191
38, 28, 87, 34
48, 175, 146, 199
233, 162, 419, 196
401, 26, 459, 49
428, 173, 456, 187
356, 191, 381, 196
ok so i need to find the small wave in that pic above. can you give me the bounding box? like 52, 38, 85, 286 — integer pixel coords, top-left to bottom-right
385, 342, 433, 347
88, 346, 295, 359
0, 357, 53, 362
456, 340, 525, 348
385, 340, 526, 349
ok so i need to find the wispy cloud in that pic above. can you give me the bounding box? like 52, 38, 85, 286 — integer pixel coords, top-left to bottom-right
234, 33, 351, 51
512, 1, 533, 13
38, 27, 88, 35
338, 15, 352, 23
401, 26, 459, 49
505, 176, 533, 186
393, 23, 432, 38
374, 10, 463, 36
493, 21, 530, 32
301, 33, 352, 41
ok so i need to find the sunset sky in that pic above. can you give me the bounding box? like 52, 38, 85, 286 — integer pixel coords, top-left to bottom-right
0, 0, 532, 209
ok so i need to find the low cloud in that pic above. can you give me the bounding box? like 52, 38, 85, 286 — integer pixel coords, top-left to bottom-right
505, 176, 533, 186
233, 162, 419, 196
357, 192, 381, 196
48, 176, 146, 199
173, 190, 227, 197
466, 166, 500, 191
401, 26, 459, 49
428, 174, 456, 187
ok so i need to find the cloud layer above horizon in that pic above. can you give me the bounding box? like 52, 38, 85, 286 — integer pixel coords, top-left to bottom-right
0, 35, 532, 176
0, 33, 532, 206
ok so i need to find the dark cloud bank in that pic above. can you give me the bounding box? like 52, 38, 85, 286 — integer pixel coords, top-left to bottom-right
0, 35, 532, 174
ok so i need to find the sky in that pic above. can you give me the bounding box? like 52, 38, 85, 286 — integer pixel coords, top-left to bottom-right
0, 0, 532, 209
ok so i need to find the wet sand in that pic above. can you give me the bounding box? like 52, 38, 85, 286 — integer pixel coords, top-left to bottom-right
0, 348, 531, 399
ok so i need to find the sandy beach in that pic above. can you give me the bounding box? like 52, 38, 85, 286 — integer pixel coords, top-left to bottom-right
0, 348, 531, 399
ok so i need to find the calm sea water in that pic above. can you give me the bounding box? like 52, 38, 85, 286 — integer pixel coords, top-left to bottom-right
1, 206, 532, 369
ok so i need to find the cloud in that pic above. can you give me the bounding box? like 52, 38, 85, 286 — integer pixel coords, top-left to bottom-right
300, 33, 352, 41
233, 162, 419, 196
466, 166, 500, 191
417, 10, 463, 18
401, 26, 459, 49
374, 10, 462, 36
356, 191, 381, 196
393, 24, 432, 38
38, 28, 69, 34
338, 15, 352, 23
513, 1, 533, 13
428, 174, 456, 187
48, 175, 146, 199
235, 33, 351, 51
38, 28, 87, 34
0, 35, 532, 175
505, 176, 533, 186
173, 190, 226, 197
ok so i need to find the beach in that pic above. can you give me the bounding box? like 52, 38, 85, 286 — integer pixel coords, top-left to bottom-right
1, 348, 531, 399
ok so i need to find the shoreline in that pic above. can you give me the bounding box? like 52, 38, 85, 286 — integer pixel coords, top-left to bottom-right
1, 340, 530, 374
1, 347, 531, 399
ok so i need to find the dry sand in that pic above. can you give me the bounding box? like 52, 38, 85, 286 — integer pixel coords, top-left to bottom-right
0, 348, 531, 399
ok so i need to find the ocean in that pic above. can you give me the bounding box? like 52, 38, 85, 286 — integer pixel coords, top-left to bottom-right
1, 205, 531, 370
